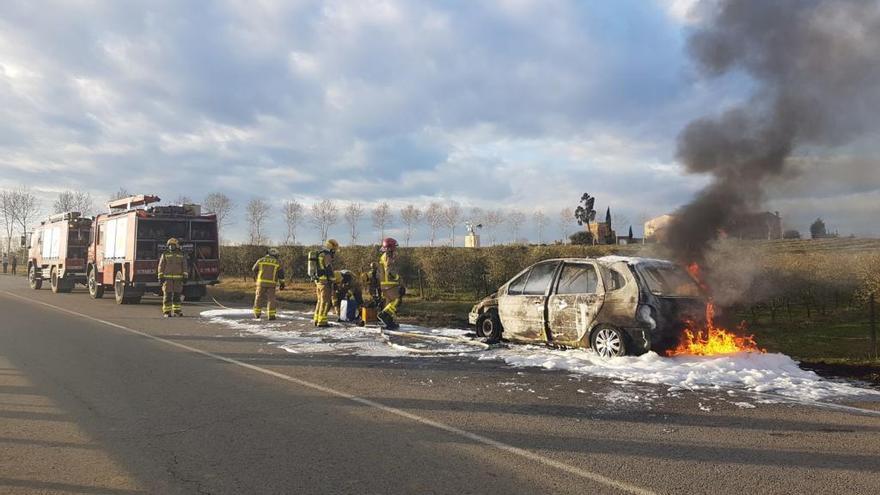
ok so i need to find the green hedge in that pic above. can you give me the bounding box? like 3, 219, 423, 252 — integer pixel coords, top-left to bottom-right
219, 244, 637, 298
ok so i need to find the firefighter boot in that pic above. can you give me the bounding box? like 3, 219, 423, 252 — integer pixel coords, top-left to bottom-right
377, 310, 399, 330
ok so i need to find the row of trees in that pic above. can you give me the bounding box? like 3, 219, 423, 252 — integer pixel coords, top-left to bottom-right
0, 188, 41, 254
233, 195, 581, 247
1, 186, 612, 250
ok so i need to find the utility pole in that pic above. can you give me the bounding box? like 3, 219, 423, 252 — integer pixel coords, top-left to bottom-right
871, 293, 877, 360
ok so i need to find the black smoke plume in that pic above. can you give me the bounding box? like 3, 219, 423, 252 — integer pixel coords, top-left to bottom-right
667, 0, 880, 264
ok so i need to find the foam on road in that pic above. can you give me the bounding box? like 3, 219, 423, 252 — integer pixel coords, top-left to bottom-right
202, 308, 880, 403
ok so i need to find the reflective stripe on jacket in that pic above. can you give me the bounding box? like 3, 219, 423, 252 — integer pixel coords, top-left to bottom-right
158, 252, 188, 280
253, 255, 285, 287
316, 250, 333, 281
379, 252, 400, 288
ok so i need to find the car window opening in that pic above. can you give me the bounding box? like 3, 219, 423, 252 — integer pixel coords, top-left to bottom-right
638, 265, 701, 297
556, 264, 598, 295
522, 262, 558, 295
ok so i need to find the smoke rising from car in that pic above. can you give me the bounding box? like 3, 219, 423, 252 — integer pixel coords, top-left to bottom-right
666, 0, 880, 264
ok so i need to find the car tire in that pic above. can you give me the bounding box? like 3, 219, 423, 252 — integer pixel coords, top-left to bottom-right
590, 325, 627, 358
28, 265, 42, 290
476, 310, 503, 344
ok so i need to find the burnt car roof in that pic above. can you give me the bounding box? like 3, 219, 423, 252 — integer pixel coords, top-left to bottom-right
528, 256, 678, 267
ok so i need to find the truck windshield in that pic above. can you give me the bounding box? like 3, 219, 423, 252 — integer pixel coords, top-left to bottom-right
637, 264, 702, 298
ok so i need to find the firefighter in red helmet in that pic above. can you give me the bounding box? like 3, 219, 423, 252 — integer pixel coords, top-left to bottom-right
376, 237, 404, 330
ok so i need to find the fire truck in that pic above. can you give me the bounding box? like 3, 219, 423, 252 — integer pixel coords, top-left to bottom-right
87, 195, 220, 304
27, 212, 93, 293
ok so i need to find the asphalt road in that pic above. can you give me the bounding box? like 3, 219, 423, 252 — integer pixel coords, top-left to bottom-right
0, 274, 878, 494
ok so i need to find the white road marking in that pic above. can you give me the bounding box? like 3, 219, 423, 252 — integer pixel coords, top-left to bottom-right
2, 290, 655, 495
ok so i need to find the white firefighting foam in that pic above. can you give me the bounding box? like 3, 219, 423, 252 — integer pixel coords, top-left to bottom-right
201, 308, 879, 402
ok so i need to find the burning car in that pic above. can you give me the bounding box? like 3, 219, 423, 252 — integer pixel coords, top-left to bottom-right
468, 256, 706, 357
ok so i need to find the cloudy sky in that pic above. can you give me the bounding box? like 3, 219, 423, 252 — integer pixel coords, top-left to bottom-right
0, 0, 876, 245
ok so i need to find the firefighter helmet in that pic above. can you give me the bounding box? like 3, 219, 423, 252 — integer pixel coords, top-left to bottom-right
325, 239, 340, 250
166, 238, 179, 247
381, 237, 398, 252
268, 247, 279, 257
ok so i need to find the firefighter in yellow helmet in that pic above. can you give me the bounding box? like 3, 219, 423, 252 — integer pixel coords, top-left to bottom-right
377, 237, 404, 330
313, 239, 339, 327
158, 238, 188, 317
253, 247, 286, 320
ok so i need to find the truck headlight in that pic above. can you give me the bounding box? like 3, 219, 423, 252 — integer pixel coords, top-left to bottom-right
637, 305, 656, 330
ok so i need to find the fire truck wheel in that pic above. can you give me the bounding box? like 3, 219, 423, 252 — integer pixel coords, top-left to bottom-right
114, 271, 142, 304
88, 268, 104, 299
28, 265, 42, 290
50, 268, 73, 294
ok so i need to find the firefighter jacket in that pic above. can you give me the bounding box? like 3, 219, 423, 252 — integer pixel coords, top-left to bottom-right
253, 255, 285, 288
158, 250, 188, 281
315, 250, 334, 282
378, 252, 401, 289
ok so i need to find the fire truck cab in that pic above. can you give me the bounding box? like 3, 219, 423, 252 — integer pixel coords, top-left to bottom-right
87, 195, 220, 304
27, 212, 93, 293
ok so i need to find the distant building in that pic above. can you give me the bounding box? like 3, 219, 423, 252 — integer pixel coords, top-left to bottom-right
644, 211, 783, 243
644, 214, 674, 243
725, 211, 783, 240
464, 222, 481, 248
587, 222, 616, 245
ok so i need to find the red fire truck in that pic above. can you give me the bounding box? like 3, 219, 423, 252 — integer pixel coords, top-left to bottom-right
27, 212, 93, 293
87, 195, 220, 304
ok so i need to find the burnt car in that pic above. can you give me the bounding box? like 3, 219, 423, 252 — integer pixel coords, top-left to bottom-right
468, 256, 706, 357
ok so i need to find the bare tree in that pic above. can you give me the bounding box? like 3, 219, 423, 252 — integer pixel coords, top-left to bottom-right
203, 192, 235, 243
343, 202, 364, 245
399, 204, 421, 247
424, 202, 444, 246
246, 198, 271, 245
54, 191, 94, 216
483, 209, 504, 246
443, 202, 462, 246
507, 210, 526, 244
0, 191, 15, 253
533, 209, 548, 244
310, 199, 338, 243
469, 207, 484, 222
282, 199, 305, 245
371, 202, 393, 242
558, 207, 574, 243
109, 187, 132, 201
12, 188, 40, 241
175, 195, 193, 205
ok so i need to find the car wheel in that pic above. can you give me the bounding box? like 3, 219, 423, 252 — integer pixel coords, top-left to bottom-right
88, 268, 104, 299
591, 326, 627, 358
476, 310, 502, 344
28, 265, 42, 290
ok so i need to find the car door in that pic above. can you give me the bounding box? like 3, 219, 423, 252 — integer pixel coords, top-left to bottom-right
546, 262, 605, 346
498, 261, 560, 342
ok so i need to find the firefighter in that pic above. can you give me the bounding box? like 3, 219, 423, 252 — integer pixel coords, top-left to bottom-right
332, 269, 364, 324
253, 248, 285, 320
313, 239, 339, 327
377, 237, 404, 330
157, 238, 188, 317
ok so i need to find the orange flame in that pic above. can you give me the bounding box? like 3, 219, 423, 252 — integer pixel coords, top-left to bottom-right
669, 262, 764, 356
668, 301, 765, 356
